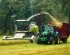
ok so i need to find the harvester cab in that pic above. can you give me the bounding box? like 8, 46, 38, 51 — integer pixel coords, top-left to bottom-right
15, 19, 29, 32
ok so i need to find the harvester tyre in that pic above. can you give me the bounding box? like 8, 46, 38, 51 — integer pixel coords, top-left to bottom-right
37, 38, 41, 44
30, 40, 33, 43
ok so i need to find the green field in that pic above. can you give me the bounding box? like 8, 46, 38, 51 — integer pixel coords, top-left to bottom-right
0, 36, 70, 55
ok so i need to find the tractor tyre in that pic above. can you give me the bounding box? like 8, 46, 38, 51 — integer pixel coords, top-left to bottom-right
54, 37, 60, 44
54, 37, 58, 44
49, 37, 54, 44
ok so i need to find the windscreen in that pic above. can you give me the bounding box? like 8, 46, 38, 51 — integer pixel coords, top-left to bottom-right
15, 21, 29, 31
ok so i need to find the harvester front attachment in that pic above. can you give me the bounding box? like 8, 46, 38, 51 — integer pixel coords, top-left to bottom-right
2, 32, 36, 43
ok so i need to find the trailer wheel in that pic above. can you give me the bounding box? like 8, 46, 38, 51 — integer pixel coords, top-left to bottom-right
63, 38, 67, 43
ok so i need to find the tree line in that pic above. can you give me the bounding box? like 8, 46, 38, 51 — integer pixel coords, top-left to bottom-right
0, 0, 70, 35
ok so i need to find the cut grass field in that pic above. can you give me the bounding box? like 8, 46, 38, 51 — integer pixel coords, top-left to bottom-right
0, 35, 70, 55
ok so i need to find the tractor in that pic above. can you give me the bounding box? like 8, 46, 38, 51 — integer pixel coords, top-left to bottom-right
37, 23, 70, 44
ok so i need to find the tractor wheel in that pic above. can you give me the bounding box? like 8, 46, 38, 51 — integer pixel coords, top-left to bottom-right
49, 37, 54, 44
54, 36, 60, 44
54, 37, 58, 44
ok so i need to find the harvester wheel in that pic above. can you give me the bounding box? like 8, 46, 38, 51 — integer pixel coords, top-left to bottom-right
30, 40, 33, 43
37, 38, 41, 44
30, 38, 37, 43
30, 35, 37, 43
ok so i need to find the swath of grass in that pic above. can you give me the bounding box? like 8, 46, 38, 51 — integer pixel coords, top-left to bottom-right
0, 40, 30, 45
